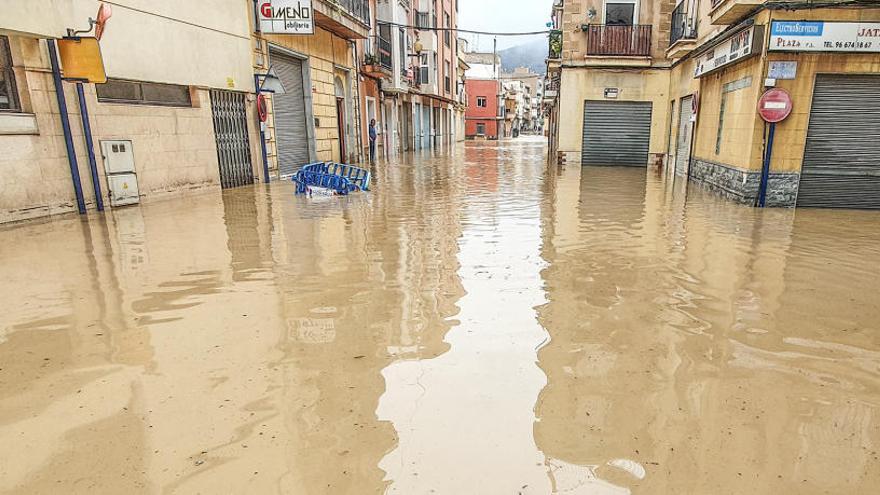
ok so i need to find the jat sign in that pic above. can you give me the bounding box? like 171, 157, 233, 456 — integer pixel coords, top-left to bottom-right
259, 0, 314, 35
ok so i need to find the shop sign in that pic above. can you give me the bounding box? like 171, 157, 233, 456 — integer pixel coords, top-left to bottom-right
604, 88, 619, 99
767, 61, 798, 80
694, 25, 763, 78
769, 21, 880, 53
259, 0, 314, 35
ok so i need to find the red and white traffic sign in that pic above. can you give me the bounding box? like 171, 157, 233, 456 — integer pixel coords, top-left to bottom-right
757, 88, 793, 123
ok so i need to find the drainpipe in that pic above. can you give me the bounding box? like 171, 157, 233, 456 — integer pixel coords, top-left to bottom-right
47, 39, 86, 215
75, 83, 104, 211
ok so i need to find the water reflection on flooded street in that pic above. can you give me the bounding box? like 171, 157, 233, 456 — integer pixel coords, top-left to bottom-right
0, 137, 878, 494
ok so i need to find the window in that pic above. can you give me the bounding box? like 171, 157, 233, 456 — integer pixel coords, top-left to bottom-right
445, 61, 451, 93
97, 79, 192, 107
419, 53, 429, 85
716, 93, 727, 155
0, 36, 20, 112
416, 11, 432, 29
399, 27, 406, 76
476, 122, 486, 135
444, 13, 451, 46
476, 97, 487, 107
605, 2, 636, 26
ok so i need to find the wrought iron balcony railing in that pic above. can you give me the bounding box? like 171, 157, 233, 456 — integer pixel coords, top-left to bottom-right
584, 24, 652, 57
333, 0, 371, 27
669, 3, 697, 46
548, 30, 562, 59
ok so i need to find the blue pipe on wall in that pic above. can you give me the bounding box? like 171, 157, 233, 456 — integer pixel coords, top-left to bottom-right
76, 83, 104, 211
47, 39, 86, 215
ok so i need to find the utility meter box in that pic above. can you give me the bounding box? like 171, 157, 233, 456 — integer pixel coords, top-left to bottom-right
100, 140, 140, 207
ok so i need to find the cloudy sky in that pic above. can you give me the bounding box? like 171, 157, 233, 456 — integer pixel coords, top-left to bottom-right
457, 0, 553, 51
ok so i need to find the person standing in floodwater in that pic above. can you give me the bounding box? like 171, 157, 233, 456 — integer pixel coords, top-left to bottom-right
369, 119, 377, 164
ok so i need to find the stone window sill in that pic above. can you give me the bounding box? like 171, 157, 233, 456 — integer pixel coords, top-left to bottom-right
0, 112, 39, 135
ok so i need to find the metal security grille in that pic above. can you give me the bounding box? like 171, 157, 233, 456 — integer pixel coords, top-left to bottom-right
272, 53, 311, 177
676, 95, 694, 176
582, 100, 652, 167
210, 90, 253, 189
797, 74, 880, 209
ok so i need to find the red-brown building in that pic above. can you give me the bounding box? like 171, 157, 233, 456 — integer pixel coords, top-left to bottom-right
465, 79, 501, 139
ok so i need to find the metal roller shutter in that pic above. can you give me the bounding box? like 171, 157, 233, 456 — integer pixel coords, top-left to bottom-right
676, 96, 694, 177
271, 52, 311, 177
582, 100, 652, 167
797, 74, 880, 209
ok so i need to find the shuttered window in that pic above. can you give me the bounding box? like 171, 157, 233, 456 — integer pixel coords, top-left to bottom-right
0, 36, 19, 112
97, 79, 192, 107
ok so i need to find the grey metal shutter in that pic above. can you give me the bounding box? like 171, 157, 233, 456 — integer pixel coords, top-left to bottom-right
797, 74, 880, 209
582, 100, 652, 167
676, 96, 694, 177
271, 53, 311, 177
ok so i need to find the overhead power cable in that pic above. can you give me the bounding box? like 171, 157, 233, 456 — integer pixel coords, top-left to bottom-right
375, 20, 551, 37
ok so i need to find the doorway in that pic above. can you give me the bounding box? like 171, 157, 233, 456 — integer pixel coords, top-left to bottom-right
336, 97, 346, 162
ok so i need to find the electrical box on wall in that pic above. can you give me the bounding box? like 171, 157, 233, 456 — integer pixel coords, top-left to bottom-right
100, 140, 140, 207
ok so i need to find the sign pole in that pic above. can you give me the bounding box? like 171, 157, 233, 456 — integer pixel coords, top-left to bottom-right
255, 74, 271, 184
758, 122, 775, 208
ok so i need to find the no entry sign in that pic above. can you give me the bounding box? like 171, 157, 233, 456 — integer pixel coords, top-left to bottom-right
758, 88, 793, 123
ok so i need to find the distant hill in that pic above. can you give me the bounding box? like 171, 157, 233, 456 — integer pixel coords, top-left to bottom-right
499, 39, 547, 75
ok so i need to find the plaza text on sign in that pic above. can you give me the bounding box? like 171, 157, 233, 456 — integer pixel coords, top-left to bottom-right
259, 0, 314, 35
769, 21, 880, 53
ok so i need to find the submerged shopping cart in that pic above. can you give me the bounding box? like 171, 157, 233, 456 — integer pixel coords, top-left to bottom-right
292, 162, 372, 196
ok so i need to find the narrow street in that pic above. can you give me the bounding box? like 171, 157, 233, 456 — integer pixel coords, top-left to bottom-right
2, 138, 879, 494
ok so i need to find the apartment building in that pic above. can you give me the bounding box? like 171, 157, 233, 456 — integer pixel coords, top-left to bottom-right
464, 52, 502, 139
253, 0, 370, 177
1, 0, 260, 224
546, 0, 880, 208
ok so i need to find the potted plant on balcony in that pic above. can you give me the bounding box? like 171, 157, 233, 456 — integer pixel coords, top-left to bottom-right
363, 53, 379, 73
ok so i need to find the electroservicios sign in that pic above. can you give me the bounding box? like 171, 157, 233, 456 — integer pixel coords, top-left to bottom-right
769, 21, 880, 53
259, 0, 314, 35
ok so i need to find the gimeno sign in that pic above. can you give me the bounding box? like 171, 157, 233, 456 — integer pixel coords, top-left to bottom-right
259, 0, 314, 35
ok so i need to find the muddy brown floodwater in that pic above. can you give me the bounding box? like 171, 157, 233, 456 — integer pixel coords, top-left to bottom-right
1, 137, 879, 494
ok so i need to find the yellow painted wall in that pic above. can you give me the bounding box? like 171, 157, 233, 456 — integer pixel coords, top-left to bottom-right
558, 68, 671, 155
261, 28, 355, 166
691, 56, 764, 171
679, 8, 880, 174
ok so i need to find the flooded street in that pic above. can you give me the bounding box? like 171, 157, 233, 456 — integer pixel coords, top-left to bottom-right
1, 137, 879, 494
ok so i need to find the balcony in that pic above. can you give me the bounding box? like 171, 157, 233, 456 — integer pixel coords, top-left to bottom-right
667, 2, 698, 59
313, 0, 371, 40
548, 30, 562, 59
584, 25, 652, 57
710, 0, 763, 25
362, 51, 391, 78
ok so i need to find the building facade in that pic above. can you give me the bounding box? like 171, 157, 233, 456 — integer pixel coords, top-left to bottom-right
254, 0, 370, 178
1, 0, 261, 224
546, 0, 880, 208
464, 52, 503, 139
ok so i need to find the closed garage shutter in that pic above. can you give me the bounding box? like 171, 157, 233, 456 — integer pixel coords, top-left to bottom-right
676, 96, 694, 177
271, 52, 311, 177
797, 74, 880, 209
582, 100, 652, 167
